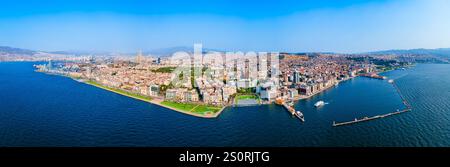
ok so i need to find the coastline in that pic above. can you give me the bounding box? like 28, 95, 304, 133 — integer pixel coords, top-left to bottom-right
82, 80, 226, 118
84, 75, 353, 118
293, 65, 413, 101
35, 69, 227, 118
36, 66, 407, 119
296, 76, 357, 101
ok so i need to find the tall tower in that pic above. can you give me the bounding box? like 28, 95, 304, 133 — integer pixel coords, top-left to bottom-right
243, 59, 250, 79
293, 70, 300, 84
267, 53, 272, 77
47, 59, 53, 70
136, 50, 143, 64
256, 55, 260, 72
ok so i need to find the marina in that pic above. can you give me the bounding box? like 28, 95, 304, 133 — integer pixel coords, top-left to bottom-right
333, 79, 412, 127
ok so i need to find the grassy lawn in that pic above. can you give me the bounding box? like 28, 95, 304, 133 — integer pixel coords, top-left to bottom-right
85, 80, 223, 116
161, 101, 222, 115
236, 94, 258, 100
151, 67, 177, 73
191, 105, 222, 115
160, 101, 197, 112
85, 80, 152, 102
235, 94, 261, 104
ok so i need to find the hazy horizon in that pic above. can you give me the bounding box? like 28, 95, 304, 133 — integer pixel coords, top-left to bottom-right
1, 0, 450, 53
3, 44, 450, 55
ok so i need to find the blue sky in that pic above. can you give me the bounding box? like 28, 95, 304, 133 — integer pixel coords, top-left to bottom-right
1, 0, 450, 53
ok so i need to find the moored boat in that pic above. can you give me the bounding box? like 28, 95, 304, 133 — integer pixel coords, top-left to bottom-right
314, 101, 325, 107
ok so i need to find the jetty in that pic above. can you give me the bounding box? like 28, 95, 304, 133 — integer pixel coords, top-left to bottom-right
332, 79, 412, 127
333, 108, 410, 127
392, 80, 412, 108
276, 98, 305, 122
360, 73, 387, 80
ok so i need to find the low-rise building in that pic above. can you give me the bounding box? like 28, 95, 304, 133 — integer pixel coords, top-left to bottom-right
149, 85, 160, 97
165, 89, 177, 100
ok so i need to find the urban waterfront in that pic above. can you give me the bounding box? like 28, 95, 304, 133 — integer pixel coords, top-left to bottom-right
0, 62, 449, 147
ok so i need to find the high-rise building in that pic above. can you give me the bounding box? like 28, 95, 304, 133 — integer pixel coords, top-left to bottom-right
233, 59, 238, 72
47, 59, 53, 70
267, 53, 272, 77
256, 55, 260, 72
243, 59, 250, 79
136, 50, 144, 64
293, 70, 301, 84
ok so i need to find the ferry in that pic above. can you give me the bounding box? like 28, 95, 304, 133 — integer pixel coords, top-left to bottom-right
314, 101, 325, 107
295, 111, 305, 122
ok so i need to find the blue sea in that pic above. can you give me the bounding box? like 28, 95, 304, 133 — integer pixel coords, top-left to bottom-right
0, 62, 449, 147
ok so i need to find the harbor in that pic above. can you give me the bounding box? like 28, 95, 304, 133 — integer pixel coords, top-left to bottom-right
333, 79, 412, 127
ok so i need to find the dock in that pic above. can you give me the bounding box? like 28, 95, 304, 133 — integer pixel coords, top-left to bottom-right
360, 73, 387, 80
332, 108, 410, 127
332, 79, 412, 127
276, 98, 304, 122
392, 80, 412, 108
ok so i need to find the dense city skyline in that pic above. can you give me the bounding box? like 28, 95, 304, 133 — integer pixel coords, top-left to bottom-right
1, 0, 450, 53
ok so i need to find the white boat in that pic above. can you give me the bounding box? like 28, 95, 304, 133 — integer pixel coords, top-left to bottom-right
388, 79, 394, 83
295, 111, 305, 122
314, 101, 325, 107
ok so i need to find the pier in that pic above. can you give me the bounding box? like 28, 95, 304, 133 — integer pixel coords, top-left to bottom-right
332, 79, 412, 127
332, 108, 411, 127
392, 80, 412, 108
276, 98, 304, 122
360, 73, 387, 80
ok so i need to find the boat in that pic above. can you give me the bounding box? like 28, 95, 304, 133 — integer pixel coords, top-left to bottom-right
314, 101, 325, 107
388, 79, 394, 84
295, 111, 305, 122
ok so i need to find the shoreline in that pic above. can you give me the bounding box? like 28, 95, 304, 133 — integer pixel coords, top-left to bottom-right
36, 66, 407, 119
293, 65, 412, 101
36, 69, 228, 118
82, 80, 226, 118
83, 75, 354, 118
295, 76, 357, 101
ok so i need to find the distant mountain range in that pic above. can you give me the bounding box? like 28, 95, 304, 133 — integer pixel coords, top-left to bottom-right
368, 48, 450, 58
146, 46, 223, 57
2, 45, 450, 58
47, 50, 114, 56
0, 46, 36, 55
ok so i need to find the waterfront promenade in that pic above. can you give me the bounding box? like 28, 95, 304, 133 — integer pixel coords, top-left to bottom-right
297, 76, 356, 100
84, 80, 226, 118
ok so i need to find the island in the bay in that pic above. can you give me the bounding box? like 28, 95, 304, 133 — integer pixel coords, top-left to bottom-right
23, 45, 426, 125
